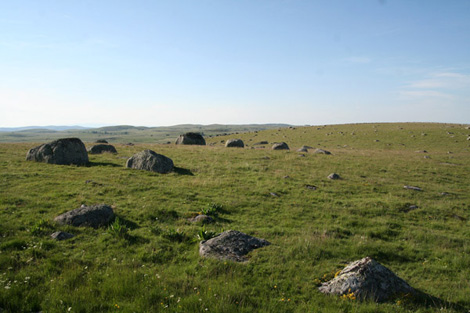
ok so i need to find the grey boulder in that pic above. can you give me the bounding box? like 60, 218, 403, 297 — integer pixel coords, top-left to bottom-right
26, 138, 89, 165
126, 150, 174, 174
272, 142, 289, 150
319, 257, 415, 302
88, 144, 117, 154
225, 139, 245, 148
175, 132, 206, 145
54, 204, 114, 228
199, 230, 270, 262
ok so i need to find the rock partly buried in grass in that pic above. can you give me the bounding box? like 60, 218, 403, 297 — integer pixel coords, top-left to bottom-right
318, 256, 415, 302
404, 185, 423, 191
51, 231, 74, 241
225, 139, 245, 148
199, 230, 270, 262
95, 139, 108, 143
189, 214, 214, 224
297, 146, 309, 152
88, 144, 117, 154
272, 142, 289, 150
26, 138, 89, 165
126, 150, 174, 174
54, 204, 114, 228
328, 173, 340, 180
253, 141, 269, 145
175, 132, 206, 145
314, 149, 331, 155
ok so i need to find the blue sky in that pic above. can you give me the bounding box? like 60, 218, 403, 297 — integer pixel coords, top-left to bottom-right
1, 0, 469, 127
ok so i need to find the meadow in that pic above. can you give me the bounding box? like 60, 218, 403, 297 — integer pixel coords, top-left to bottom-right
0, 123, 469, 312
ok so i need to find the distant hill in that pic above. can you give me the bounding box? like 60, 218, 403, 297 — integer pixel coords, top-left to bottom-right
0, 123, 292, 143
0, 126, 90, 132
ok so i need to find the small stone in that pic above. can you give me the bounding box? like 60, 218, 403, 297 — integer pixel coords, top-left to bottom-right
404, 185, 423, 191
189, 214, 214, 224
328, 173, 340, 180
313, 149, 331, 155
306, 185, 317, 190
51, 231, 74, 241
270, 192, 280, 197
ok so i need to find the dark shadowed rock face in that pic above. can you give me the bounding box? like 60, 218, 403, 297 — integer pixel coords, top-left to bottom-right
26, 138, 89, 165
88, 144, 117, 154
199, 230, 270, 262
225, 139, 245, 148
297, 146, 309, 152
95, 139, 108, 144
175, 132, 206, 145
54, 204, 114, 228
126, 150, 174, 174
272, 142, 289, 150
318, 257, 415, 302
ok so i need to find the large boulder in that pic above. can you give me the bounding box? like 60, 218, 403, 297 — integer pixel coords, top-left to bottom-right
272, 142, 290, 150
318, 257, 415, 302
88, 144, 117, 154
199, 230, 270, 262
26, 138, 89, 165
175, 132, 206, 145
225, 139, 244, 148
126, 150, 174, 174
54, 204, 114, 228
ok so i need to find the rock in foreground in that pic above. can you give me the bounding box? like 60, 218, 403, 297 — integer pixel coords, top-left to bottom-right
26, 138, 89, 165
199, 230, 270, 262
126, 150, 174, 174
175, 132, 206, 145
319, 257, 415, 302
54, 204, 114, 228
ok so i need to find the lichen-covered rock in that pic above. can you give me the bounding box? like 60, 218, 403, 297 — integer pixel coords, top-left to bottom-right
54, 204, 114, 228
225, 139, 244, 148
318, 257, 415, 302
26, 138, 89, 165
272, 142, 289, 150
126, 150, 174, 174
199, 230, 270, 262
88, 144, 117, 154
175, 132, 206, 145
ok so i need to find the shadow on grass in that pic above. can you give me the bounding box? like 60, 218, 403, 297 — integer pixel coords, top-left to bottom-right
173, 166, 194, 176
405, 289, 468, 312
87, 161, 122, 168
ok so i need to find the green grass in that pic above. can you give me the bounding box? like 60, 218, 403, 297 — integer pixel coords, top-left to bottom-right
0, 123, 469, 312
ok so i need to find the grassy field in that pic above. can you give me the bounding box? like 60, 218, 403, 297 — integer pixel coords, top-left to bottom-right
0, 122, 469, 312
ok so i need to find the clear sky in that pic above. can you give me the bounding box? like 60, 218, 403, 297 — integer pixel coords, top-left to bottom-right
1, 0, 469, 127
